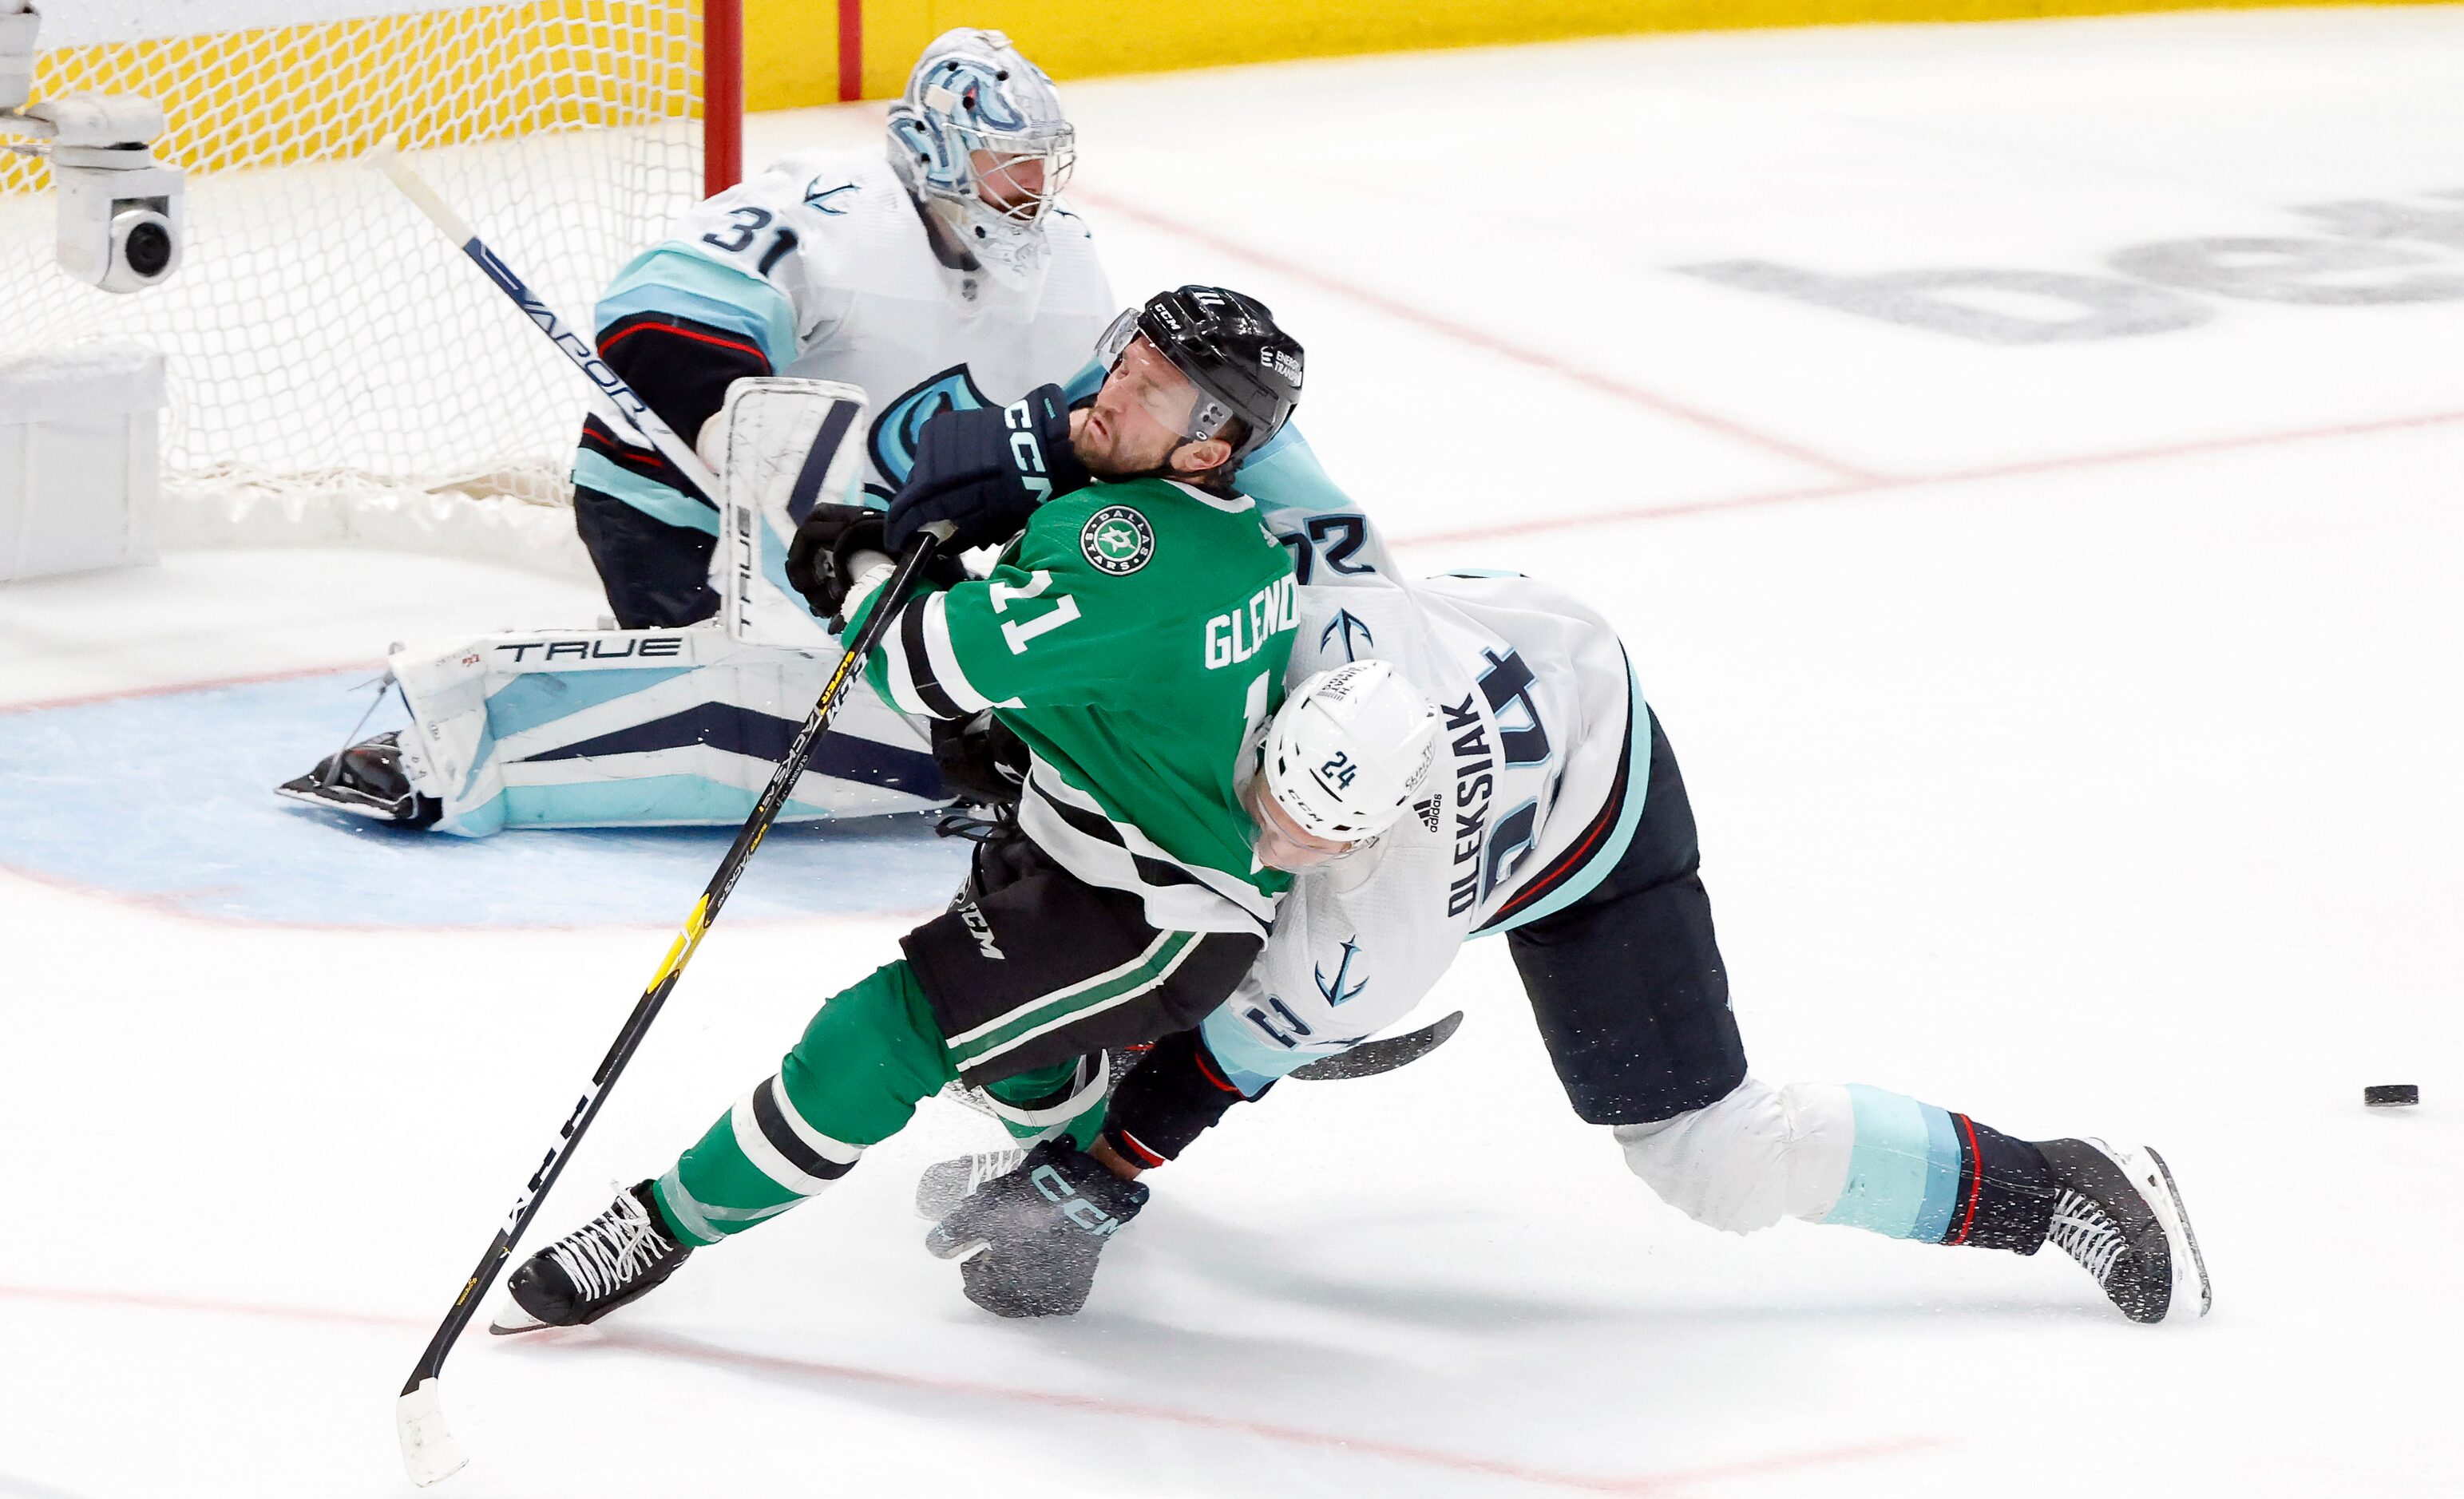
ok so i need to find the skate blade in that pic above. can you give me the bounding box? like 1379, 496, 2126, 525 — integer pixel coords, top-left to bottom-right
486, 1298, 553, 1336
274, 774, 412, 823
2142, 1145, 2213, 1319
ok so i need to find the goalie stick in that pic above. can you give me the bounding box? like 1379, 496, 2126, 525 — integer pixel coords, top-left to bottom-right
369, 144, 723, 501
377, 148, 954, 1486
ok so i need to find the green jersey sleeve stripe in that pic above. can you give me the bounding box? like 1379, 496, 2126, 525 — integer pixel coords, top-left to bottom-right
892, 593, 968, 719
874, 590, 1008, 721
915, 591, 1003, 713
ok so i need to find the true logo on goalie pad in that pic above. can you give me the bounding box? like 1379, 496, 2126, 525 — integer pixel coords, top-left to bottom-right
1080, 505, 1155, 576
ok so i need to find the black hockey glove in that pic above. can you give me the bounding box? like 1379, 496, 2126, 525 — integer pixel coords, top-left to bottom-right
884, 384, 1091, 555
930, 710, 1028, 808
924, 1137, 1147, 1318
784, 502, 966, 624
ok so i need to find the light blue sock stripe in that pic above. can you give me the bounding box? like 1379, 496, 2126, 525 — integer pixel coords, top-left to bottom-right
1910, 1102, 1964, 1242
1824, 1085, 1964, 1241
572, 451, 719, 535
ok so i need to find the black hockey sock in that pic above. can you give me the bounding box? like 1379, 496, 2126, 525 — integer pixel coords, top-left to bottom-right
1942, 1117, 2058, 1252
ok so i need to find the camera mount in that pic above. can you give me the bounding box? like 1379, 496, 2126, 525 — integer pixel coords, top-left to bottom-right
2, 2, 184, 292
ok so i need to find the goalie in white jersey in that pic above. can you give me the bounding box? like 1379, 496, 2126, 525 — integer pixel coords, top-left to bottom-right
278, 29, 1115, 833
919, 485, 2214, 1328
572, 26, 1112, 627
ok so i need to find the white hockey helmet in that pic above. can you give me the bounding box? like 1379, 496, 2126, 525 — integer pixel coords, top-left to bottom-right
1258, 661, 1443, 844
885, 29, 1075, 288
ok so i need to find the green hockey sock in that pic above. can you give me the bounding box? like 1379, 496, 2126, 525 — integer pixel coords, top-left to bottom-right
980, 1058, 1111, 1147
653, 959, 956, 1246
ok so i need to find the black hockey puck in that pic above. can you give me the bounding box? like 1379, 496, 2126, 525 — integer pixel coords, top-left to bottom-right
2363, 1084, 2419, 1108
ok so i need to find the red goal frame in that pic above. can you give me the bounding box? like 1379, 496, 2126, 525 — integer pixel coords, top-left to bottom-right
705, 0, 743, 195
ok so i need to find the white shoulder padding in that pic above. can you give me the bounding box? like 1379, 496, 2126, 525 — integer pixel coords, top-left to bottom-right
1612, 1078, 1856, 1235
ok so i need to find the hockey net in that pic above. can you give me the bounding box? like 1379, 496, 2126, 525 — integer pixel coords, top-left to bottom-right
2, 1, 731, 536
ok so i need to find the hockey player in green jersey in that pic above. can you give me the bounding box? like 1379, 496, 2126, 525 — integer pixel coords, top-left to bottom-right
489, 287, 1309, 1333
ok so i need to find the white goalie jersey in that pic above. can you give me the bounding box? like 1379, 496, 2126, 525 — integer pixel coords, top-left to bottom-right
583, 148, 1116, 525
1198, 437, 1653, 1093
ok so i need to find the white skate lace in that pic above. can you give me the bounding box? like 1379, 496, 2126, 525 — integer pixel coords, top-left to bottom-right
2046, 1188, 2128, 1286
969, 1149, 1029, 1192
547, 1190, 671, 1303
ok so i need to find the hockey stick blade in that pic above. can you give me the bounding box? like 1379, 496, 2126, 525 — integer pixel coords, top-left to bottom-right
398, 1378, 466, 1486
1290, 1011, 1464, 1081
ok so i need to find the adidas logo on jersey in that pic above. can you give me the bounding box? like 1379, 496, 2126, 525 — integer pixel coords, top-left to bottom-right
1413, 796, 1443, 833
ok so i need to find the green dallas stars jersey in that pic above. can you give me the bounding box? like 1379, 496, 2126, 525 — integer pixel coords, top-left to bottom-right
849, 477, 1301, 935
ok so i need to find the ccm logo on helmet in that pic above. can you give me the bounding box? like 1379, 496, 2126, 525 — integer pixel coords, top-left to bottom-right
1204, 575, 1297, 669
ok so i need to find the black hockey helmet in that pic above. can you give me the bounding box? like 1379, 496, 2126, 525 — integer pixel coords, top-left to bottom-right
1094, 285, 1302, 465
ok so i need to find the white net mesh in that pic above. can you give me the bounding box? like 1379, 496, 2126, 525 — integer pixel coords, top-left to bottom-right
2, 1, 706, 507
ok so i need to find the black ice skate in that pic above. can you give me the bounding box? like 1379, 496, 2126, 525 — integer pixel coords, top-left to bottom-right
2038, 1138, 2211, 1323
275, 730, 442, 828
489, 1182, 690, 1335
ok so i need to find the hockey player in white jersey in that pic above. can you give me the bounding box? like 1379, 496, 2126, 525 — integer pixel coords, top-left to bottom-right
572, 26, 1111, 627
278, 29, 1115, 833
918, 485, 2213, 1328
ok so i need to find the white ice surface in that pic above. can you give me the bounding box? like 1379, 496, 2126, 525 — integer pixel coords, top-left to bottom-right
4, 10, 2462, 1496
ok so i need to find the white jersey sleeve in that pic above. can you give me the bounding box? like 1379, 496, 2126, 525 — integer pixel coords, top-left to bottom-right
1202, 431, 1650, 1092
591, 151, 1115, 507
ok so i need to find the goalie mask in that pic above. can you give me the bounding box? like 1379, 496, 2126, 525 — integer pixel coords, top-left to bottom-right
887, 29, 1076, 290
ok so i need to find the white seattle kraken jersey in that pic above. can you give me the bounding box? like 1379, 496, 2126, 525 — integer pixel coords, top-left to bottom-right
586, 150, 1116, 519
1198, 439, 1647, 1091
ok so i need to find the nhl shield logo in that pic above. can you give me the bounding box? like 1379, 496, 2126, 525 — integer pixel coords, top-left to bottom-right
1080, 504, 1155, 575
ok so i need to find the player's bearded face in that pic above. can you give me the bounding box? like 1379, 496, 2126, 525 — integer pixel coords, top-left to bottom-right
1072, 339, 1214, 478
1072, 338, 1240, 482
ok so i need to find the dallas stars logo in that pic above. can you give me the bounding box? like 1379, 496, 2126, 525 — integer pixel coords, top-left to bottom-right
1080, 504, 1155, 575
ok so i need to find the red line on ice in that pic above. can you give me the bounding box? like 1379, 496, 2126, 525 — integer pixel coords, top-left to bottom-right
0, 1282, 1940, 1493
1391, 404, 2464, 548
1069, 186, 1881, 486
0, 659, 384, 716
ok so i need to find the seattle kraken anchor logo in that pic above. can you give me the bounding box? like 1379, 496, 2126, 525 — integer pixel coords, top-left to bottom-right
802, 180, 860, 214
1315, 938, 1368, 1007
1320, 609, 1373, 663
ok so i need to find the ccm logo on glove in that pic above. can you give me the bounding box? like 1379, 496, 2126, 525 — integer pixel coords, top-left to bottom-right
1032, 1164, 1124, 1236
1008, 398, 1053, 505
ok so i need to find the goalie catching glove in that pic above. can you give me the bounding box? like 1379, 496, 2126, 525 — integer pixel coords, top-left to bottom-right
885, 384, 1090, 554
924, 1137, 1145, 1317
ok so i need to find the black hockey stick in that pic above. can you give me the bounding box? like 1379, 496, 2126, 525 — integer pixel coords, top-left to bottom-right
394, 535, 946, 1485
1291, 1010, 1464, 1080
